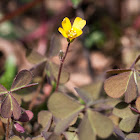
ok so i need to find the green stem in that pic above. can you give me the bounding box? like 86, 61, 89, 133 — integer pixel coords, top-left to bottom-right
55, 42, 70, 91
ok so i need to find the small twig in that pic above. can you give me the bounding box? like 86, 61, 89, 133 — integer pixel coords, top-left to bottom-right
6, 118, 10, 140
55, 42, 70, 91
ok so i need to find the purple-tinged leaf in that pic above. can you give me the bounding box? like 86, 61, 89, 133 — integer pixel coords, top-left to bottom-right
1, 95, 12, 118
104, 71, 137, 103
18, 110, 33, 122
14, 122, 25, 133
0, 84, 8, 95
106, 69, 131, 74
10, 70, 33, 92
11, 95, 21, 120
124, 72, 137, 103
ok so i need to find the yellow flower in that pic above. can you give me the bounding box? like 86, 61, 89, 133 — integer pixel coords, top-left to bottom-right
58, 17, 86, 42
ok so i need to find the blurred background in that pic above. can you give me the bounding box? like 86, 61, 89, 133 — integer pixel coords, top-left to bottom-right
0, 0, 139, 95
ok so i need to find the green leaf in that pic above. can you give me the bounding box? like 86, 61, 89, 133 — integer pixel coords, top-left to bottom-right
48, 92, 84, 119
87, 109, 113, 138
113, 102, 135, 119
78, 109, 113, 140
85, 31, 105, 48
78, 112, 96, 140
104, 71, 137, 103
71, 0, 82, 8
125, 133, 139, 140
119, 115, 138, 132
0, 55, 16, 90
10, 136, 21, 140
38, 111, 52, 131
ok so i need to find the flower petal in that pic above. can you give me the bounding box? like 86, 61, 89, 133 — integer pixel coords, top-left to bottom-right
73, 27, 83, 37
62, 17, 71, 32
58, 27, 68, 38
72, 17, 86, 30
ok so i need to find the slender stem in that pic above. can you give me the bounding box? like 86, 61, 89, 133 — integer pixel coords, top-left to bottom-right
6, 118, 10, 140
55, 42, 70, 91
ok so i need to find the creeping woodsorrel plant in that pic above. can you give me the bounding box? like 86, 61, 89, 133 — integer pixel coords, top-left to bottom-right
0, 70, 37, 140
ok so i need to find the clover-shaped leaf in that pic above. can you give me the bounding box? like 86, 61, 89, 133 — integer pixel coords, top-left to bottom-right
48, 92, 84, 134
104, 71, 137, 103
113, 102, 139, 133
78, 109, 113, 140
0, 70, 37, 119
119, 115, 138, 132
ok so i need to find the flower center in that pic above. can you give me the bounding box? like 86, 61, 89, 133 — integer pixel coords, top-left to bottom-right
67, 29, 77, 38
